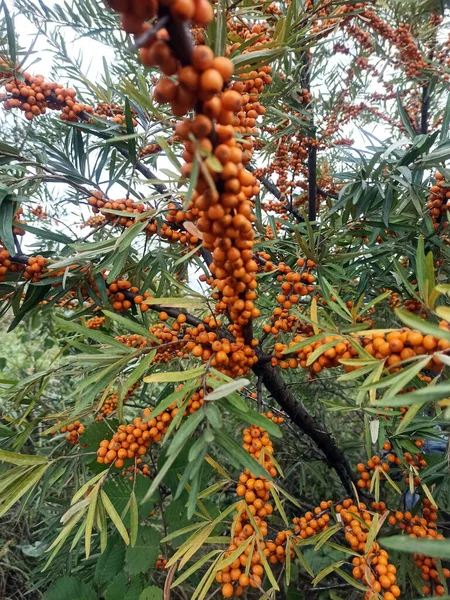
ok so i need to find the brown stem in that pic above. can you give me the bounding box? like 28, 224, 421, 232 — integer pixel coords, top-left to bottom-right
252, 354, 354, 494
246, 164, 304, 223
421, 84, 429, 135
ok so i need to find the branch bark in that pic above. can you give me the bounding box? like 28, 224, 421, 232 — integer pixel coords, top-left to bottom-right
246, 164, 304, 223
420, 84, 429, 135
301, 52, 317, 222
308, 145, 317, 222
252, 355, 354, 494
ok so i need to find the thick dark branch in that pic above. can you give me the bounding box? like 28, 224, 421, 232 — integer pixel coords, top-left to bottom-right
9, 254, 29, 265
78, 110, 171, 197
246, 164, 304, 223
318, 187, 338, 200
117, 147, 170, 196
301, 52, 317, 223
162, 7, 194, 66
421, 85, 429, 135
308, 145, 317, 222
252, 355, 355, 494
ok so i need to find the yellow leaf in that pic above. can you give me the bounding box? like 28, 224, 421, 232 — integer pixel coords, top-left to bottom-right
311, 297, 319, 335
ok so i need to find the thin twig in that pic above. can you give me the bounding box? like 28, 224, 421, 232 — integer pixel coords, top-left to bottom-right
164, 561, 178, 600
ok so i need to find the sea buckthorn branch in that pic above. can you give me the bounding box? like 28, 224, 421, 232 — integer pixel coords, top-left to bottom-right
105, 280, 355, 490
76, 108, 176, 198
246, 163, 305, 224
252, 354, 354, 494
421, 83, 430, 135
300, 51, 317, 224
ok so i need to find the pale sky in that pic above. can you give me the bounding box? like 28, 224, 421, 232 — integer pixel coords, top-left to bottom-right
5, 0, 112, 80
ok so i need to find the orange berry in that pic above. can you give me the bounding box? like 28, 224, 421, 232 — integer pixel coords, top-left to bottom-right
200, 69, 224, 94
221, 583, 234, 598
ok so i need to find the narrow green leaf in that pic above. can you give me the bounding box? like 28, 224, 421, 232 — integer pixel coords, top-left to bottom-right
395, 309, 450, 343
334, 567, 370, 592
204, 379, 250, 401
85, 486, 100, 559
144, 367, 205, 383
312, 561, 345, 586
101, 490, 130, 545
397, 93, 417, 139
290, 537, 315, 578
380, 536, 450, 558
171, 549, 222, 588
0, 449, 49, 466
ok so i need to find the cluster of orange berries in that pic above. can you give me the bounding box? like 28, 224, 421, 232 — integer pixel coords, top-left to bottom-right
107, 279, 143, 313
12, 207, 26, 236
275, 259, 316, 306
113, 313, 257, 377
1, 63, 92, 122
387, 499, 438, 536
262, 411, 284, 425
404, 298, 426, 315
97, 385, 204, 467
362, 328, 450, 372
268, 320, 448, 378
80, 214, 106, 229
97, 408, 163, 468
87, 193, 199, 249
183, 322, 258, 377
30, 205, 48, 219
230, 66, 269, 139
293, 501, 332, 539
265, 135, 310, 204
93, 102, 137, 127
60, 421, 85, 445
356, 441, 427, 489
427, 172, 449, 230
39, 292, 79, 310
273, 335, 358, 373
0, 246, 18, 282
384, 499, 449, 596
349, 9, 427, 79
120, 461, 151, 480
352, 548, 400, 600
88, 192, 146, 228
388, 291, 426, 317
334, 499, 402, 600
416, 554, 449, 597
86, 316, 105, 329
110, 0, 213, 39
309, 2, 367, 39
23, 255, 48, 283
262, 259, 316, 337
98, 384, 139, 419
115, 333, 149, 349
155, 554, 167, 570
173, 83, 260, 330
140, 143, 161, 157
217, 420, 278, 598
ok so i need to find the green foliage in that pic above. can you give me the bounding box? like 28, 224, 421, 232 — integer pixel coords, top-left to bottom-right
2, 0, 450, 599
